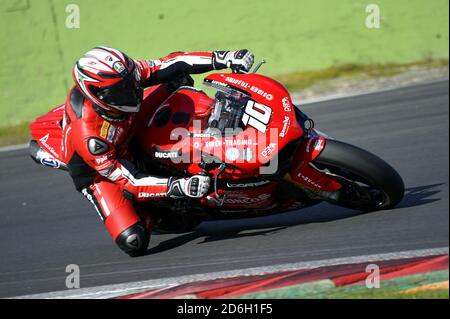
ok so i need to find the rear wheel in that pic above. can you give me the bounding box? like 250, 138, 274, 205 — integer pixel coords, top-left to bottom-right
314, 139, 404, 211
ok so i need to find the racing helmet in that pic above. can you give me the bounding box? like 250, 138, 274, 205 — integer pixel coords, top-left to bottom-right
72, 46, 143, 114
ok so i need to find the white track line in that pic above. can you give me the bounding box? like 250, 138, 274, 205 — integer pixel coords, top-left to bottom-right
0, 143, 28, 153
11, 246, 448, 299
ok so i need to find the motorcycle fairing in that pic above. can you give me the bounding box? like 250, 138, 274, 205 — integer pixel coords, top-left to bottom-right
290, 134, 342, 192
141, 73, 304, 179
29, 104, 65, 163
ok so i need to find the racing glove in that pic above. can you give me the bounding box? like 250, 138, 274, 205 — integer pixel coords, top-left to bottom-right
167, 175, 211, 199
213, 49, 254, 73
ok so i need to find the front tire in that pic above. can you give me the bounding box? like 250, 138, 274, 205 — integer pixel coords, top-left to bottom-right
314, 139, 404, 211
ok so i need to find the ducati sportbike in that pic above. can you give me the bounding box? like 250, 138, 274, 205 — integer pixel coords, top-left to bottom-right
29, 61, 405, 233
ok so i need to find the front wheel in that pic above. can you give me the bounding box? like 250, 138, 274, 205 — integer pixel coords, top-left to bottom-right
313, 139, 404, 211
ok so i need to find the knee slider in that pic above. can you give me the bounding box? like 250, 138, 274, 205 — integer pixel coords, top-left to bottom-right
115, 222, 150, 256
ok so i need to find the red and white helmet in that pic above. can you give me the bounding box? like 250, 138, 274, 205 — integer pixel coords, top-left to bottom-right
72, 46, 143, 113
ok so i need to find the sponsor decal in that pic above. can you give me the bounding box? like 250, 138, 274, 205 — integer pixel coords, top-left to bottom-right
305, 139, 313, 153
225, 76, 249, 89
138, 192, 166, 198
96, 161, 113, 171
279, 116, 291, 138
225, 139, 253, 147
39, 133, 59, 158
40, 157, 60, 169
209, 80, 229, 87
40, 134, 49, 143
100, 121, 110, 139
154, 151, 179, 159
225, 193, 271, 204
113, 61, 126, 73
261, 143, 277, 158
314, 139, 323, 151
112, 127, 124, 144
101, 122, 123, 145
225, 148, 240, 161
95, 155, 109, 164
250, 86, 273, 100
191, 133, 215, 138
226, 180, 271, 188
297, 173, 322, 189
106, 126, 117, 143
241, 147, 253, 161
204, 140, 222, 148
204, 139, 254, 148
282, 97, 292, 112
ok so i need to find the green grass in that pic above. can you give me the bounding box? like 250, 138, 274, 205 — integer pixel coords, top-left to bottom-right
316, 287, 449, 299
233, 270, 449, 299
0, 0, 448, 130
0, 0, 448, 145
0, 122, 31, 147
276, 58, 449, 91
1, 57, 448, 147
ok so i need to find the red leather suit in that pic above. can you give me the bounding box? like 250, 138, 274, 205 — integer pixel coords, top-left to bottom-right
62, 51, 222, 255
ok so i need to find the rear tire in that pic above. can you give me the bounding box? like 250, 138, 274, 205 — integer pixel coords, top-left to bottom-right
314, 139, 404, 211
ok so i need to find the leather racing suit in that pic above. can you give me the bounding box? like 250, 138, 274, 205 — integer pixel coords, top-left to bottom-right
62, 51, 230, 256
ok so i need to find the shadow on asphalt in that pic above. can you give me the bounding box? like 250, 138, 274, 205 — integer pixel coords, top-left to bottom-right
397, 183, 444, 209
144, 183, 444, 256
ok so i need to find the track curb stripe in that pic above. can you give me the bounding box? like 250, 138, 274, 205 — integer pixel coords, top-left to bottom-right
117, 252, 448, 299
11, 247, 449, 299
332, 255, 449, 287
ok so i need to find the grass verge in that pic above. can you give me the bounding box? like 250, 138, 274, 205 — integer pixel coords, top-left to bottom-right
1, 59, 448, 147
314, 285, 449, 299
234, 271, 449, 299
275, 58, 449, 91
0, 122, 31, 147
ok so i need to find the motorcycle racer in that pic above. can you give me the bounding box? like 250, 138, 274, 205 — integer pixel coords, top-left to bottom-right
63, 46, 254, 256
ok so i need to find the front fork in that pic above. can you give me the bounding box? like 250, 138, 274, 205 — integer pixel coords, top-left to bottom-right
286, 130, 341, 201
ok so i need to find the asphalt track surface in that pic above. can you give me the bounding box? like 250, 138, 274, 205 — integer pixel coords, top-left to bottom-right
0, 80, 448, 298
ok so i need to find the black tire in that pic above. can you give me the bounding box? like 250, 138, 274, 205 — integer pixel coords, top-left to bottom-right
314, 139, 404, 211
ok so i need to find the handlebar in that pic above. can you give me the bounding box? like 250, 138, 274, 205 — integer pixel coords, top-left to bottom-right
231, 65, 247, 74
231, 59, 267, 74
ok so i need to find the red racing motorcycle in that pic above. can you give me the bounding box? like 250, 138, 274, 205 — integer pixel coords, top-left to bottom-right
29, 61, 405, 233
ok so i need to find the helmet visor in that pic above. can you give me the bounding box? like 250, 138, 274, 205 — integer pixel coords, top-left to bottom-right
90, 72, 143, 111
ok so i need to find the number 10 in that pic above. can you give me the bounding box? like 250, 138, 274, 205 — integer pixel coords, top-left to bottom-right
242, 100, 272, 133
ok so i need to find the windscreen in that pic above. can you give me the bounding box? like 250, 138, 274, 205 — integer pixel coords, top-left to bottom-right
203, 81, 251, 136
